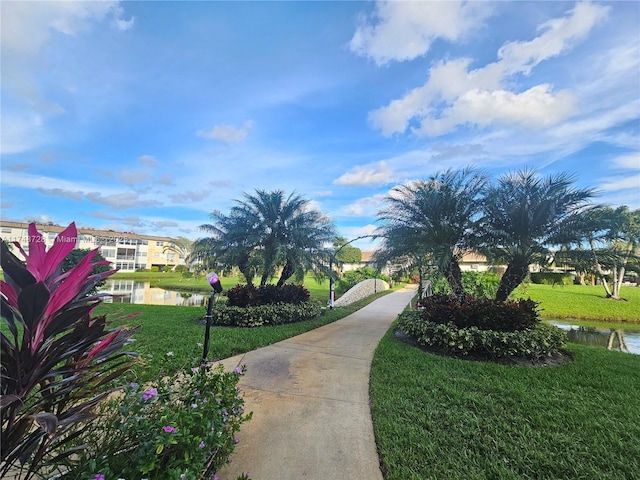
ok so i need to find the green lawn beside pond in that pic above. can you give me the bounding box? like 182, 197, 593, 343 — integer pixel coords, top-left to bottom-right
370, 325, 640, 480
513, 283, 640, 323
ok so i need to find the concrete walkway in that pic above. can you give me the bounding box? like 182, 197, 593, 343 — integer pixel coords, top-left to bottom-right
217, 285, 417, 480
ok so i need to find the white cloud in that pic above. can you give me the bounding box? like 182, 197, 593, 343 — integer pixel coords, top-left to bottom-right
497, 2, 610, 75
197, 120, 255, 144
613, 153, 640, 170
169, 190, 210, 203
367, 2, 608, 138
1, 1, 132, 56
36, 188, 83, 200
334, 161, 395, 186
340, 194, 387, 217
1, 1, 134, 154
85, 192, 161, 209
138, 155, 158, 167
598, 174, 640, 192
349, 1, 493, 65
119, 169, 152, 186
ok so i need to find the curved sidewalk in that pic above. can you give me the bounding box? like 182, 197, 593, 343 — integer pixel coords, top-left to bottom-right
217, 285, 417, 480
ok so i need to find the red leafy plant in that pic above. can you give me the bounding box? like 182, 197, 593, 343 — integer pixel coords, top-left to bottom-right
1, 223, 139, 479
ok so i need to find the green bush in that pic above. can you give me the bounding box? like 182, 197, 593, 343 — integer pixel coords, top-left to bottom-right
174, 264, 189, 274
415, 293, 540, 332
398, 311, 566, 360
64, 363, 251, 479
431, 271, 500, 298
151, 266, 160, 272
226, 284, 310, 307
211, 302, 322, 327
337, 267, 387, 295
530, 272, 574, 285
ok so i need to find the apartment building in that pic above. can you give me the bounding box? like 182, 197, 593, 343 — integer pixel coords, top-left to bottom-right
0, 220, 185, 272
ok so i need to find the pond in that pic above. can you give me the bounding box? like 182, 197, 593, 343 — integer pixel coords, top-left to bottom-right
547, 320, 640, 355
99, 280, 209, 307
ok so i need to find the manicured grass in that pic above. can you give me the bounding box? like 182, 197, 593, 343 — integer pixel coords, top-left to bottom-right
512, 284, 640, 322
98, 291, 392, 382
370, 326, 640, 480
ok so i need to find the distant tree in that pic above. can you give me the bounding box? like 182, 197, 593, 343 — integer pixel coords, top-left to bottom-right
62, 248, 111, 293
333, 237, 362, 264
561, 206, 640, 299
163, 236, 193, 268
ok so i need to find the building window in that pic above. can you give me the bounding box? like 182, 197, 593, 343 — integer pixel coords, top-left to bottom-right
156, 241, 164, 247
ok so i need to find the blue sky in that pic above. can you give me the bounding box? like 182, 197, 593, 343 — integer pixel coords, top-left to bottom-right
1, 1, 639, 249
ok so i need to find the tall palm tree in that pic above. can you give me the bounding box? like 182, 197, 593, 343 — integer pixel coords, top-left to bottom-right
199, 189, 336, 287
480, 169, 596, 301
376, 168, 487, 296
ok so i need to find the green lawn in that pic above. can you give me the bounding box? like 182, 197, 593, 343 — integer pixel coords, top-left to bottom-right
98, 291, 391, 382
370, 326, 640, 480
513, 283, 640, 323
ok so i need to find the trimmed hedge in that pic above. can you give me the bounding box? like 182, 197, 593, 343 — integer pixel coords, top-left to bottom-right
210, 302, 322, 327
530, 272, 574, 285
226, 283, 311, 307
398, 310, 567, 360
415, 293, 539, 332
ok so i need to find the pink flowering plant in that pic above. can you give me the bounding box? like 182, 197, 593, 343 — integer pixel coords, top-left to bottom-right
63, 362, 251, 480
1, 223, 139, 479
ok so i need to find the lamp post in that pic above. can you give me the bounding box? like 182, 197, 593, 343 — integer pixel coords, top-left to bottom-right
202, 272, 223, 363
328, 235, 374, 309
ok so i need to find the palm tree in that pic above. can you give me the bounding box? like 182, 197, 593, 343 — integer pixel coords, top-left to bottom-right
480, 169, 596, 301
198, 189, 336, 287
376, 168, 487, 296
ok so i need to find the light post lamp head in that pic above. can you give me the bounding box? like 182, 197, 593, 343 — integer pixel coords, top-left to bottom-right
206, 272, 223, 293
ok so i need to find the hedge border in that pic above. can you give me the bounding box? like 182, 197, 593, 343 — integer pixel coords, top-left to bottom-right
397, 310, 567, 360
209, 302, 322, 328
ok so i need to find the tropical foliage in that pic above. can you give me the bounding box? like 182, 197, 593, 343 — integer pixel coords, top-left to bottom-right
376, 168, 487, 296
1, 223, 138, 479
195, 189, 336, 287
480, 170, 596, 300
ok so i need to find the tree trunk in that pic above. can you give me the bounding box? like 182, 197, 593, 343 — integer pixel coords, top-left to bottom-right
444, 258, 464, 297
495, 261, 529, 301
238, 256, 254, 287
277, 261, 295, 288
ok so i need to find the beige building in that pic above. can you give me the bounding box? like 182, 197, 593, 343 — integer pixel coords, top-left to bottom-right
0, 220, 185, 272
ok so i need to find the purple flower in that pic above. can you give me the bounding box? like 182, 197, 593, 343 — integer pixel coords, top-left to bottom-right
234, 435, 239, 443
142, 388, 158, 401
163, 425, 177, 433
129, 382, 138, 388
199, 441, 205, 449
234, 366, 243, 375
94, 475, 105, 480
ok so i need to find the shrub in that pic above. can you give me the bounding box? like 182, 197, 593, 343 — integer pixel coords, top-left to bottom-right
151, 266, 160, 272
1, 223, 138, 479
530, 272, 574, 285
415, 293, 540, 332
211, 302, 322, 327
431, 271, 500, 298
398, 311, 567, 360
62, 363, 251, 480
174, 264, 189, 274
226, 283, 310, 307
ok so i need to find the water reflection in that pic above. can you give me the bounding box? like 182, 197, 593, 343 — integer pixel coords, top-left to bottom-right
99, 280, 207, 307
548, 320, 640, 355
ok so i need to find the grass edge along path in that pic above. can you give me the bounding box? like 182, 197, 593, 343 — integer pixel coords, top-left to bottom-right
98, 291, 393, 382
370, 324, 640, 480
